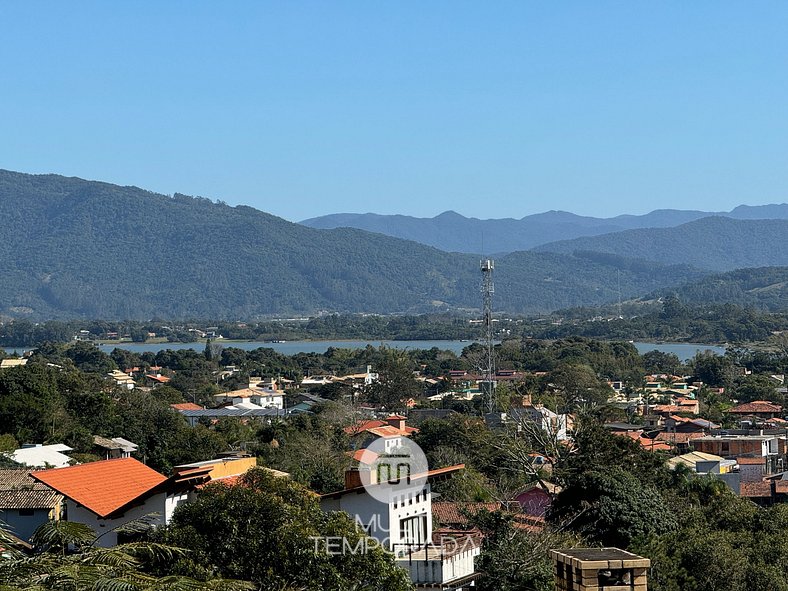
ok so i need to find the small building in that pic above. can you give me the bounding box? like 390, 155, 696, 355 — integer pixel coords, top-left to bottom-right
0, 469, 64, 542
551, 547, 650, 591
92, 436, 138, 460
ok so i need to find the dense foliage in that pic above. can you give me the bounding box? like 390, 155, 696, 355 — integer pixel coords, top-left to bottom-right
158, 468, 413, 591
535, 216, 788, 272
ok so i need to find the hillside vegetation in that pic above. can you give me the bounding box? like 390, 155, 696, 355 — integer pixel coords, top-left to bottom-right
0, 170, 703, 319
534, 217, 788, 271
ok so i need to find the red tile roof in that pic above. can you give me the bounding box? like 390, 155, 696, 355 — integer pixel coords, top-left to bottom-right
344, 419, 418, 438
146, 374, 171, 383
30, 458, 167, 518
170, 402, 204, 411
432, 502, 501, 526
727, 401, 782, 414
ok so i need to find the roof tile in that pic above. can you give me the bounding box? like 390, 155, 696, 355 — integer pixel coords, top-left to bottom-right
30, 458, 167, 518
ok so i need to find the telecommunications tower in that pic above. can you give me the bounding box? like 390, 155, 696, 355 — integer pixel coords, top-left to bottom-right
480, 259, 496, 413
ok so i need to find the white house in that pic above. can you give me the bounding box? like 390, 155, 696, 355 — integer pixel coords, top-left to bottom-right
213, 386, 284, 410
30, 457, 210, 547
320, 464, 480, 590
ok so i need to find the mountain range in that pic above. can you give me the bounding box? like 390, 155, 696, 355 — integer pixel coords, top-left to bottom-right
301, 205, 788, 254
1, 169, 787, 319
0, 170, 706, 319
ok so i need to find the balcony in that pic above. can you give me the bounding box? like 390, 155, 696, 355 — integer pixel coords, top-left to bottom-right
394, 532, 481, 590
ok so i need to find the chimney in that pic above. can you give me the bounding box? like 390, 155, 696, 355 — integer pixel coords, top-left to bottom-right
345, 466, 376, 489
522, 393, 533, 407
551, 548, 649, 590
345, 468, 363, 490
386, 415, 406, 432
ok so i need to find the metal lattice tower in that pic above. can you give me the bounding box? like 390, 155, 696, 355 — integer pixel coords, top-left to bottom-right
480, 259, 496, 413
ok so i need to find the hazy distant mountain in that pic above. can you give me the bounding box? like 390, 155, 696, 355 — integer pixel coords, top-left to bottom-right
301, 205, 788, 254
534, 217, 788, 272
0, 169, 705, 319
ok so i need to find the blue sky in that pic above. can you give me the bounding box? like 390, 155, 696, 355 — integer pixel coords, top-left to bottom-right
1, 2, 787, 222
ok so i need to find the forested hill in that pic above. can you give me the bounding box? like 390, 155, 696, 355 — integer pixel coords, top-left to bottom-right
0, 170, 704, 319
300, 204, 788, 254
658, 267, 788, 311
534, 217, 788, 272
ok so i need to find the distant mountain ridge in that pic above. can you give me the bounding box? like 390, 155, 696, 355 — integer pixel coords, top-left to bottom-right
0, 169, 706, 319
301, 205, 788, 254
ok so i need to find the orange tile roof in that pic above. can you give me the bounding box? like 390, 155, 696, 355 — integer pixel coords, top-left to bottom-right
727, 401, 782, 414
30, 458, 167, 518
170, 402, 204, 411
146, 374, 171, 383
343, 420, 386, 435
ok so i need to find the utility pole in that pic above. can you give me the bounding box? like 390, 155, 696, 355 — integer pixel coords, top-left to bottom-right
481, 259, 496, 413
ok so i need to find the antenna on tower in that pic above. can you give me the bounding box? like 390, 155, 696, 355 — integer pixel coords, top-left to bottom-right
480, 258, 496, 413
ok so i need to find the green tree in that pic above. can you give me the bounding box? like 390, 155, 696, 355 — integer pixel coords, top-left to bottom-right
0, 520, 252, 590
160, 468, 413, 591
550, 466, 677, 548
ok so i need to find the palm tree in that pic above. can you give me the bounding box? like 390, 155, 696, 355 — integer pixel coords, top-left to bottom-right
0, 520, 253, 591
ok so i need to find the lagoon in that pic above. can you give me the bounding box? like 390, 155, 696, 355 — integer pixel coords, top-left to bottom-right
3, 339, 727, 361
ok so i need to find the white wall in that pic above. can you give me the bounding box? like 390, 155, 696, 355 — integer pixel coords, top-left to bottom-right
66, 491, 189, 547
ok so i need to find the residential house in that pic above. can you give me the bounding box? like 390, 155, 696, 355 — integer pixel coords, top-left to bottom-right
0, 469, 63, 542
320, 464, 480, 590
175, 406, 286, 427
30, 457, 210, 547
510, 397, 571, 441
213, 385, 284, 410
92, 436, 138, 460
107, 369, 135, 390
10, 444, 75, 469
0, 358, 28, 369
692, 434, 783, 473
144, 372, 171, 388
344, 415, 419, 452
726, 400, 782, 420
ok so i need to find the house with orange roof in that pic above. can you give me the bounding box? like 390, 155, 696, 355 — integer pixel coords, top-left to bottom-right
30, 457, 210, 546
344, 415, 419, 453
726, 400, 783, 420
